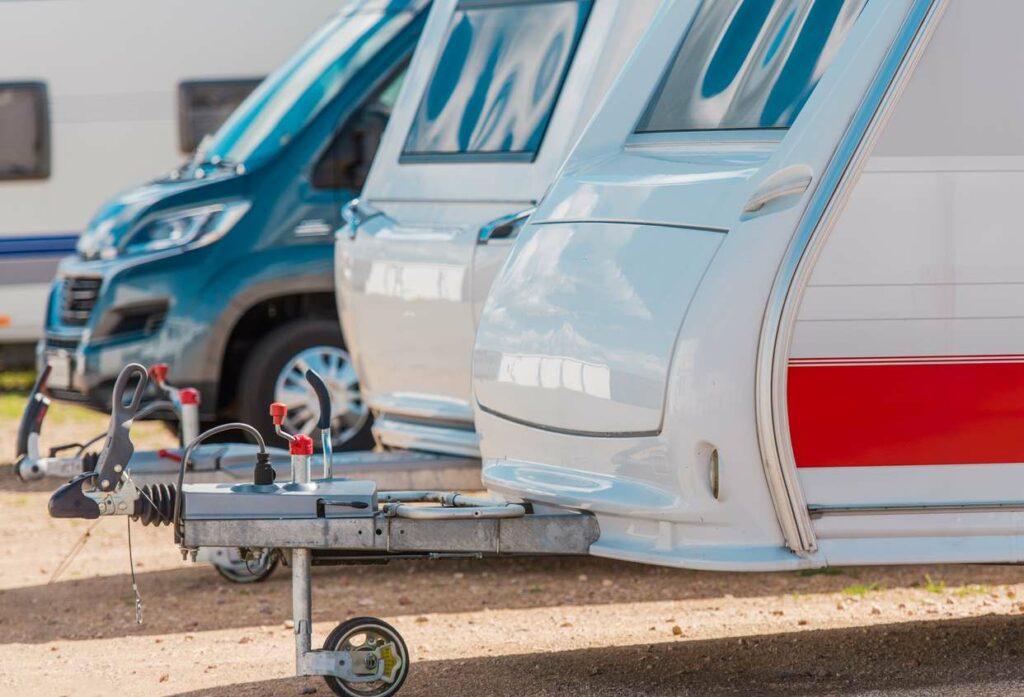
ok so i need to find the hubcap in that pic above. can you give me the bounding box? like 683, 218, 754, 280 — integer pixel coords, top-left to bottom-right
274, 345, 369, 447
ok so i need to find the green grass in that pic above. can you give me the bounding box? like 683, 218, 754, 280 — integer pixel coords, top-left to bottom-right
0, 392, 27, 420
0, 370, 34, 392
796, 566, 846, 578
953, 584, 989, 598
923, 574, 946, 594
841, 582, 881, 597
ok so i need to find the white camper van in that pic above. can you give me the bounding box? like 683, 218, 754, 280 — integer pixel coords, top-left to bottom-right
335, 0, 662, 458
0, 0, 341, 346
473, 0, 1023, 569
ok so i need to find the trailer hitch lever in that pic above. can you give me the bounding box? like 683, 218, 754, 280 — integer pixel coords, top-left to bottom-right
304, 368, 333, 479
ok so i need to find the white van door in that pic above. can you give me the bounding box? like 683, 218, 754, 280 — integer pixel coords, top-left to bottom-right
339, 0, 650, 436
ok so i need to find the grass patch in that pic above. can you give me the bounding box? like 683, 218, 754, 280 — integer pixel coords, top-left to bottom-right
924, 574, 946, 594
841, 582, 881, 597
0, 392, 27, 420
796, 566, 845, 578
0, 370, 34, 392
953, 584, 989, 598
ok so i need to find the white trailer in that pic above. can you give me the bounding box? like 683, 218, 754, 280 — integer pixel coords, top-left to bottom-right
474, 0, 1024, 570
0, 0, 342, 345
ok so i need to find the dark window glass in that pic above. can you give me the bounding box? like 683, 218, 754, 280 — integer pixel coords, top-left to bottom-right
637, 0, 867, 133
178, 79, 263, 153
0, 82, 49, 180
313, 67, 408, 190
402, 0, 592, 161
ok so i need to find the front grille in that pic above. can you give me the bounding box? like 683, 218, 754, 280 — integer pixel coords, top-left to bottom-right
59, 276, 102, 326
44, 335, 80, 351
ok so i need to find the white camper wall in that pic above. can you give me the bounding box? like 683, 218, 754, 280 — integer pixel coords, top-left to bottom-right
0, 0, 341, 342
790, 0, 1024, 479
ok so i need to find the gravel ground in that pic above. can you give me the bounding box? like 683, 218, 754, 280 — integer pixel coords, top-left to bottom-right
3, 398, 1024, 696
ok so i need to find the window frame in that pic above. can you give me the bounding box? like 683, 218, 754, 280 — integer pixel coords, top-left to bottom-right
177, 78, 264, 154
0, 81, 51, 181
399, 0, 593, 165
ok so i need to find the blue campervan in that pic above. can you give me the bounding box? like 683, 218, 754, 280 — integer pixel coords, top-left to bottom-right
39, 0, 429, 447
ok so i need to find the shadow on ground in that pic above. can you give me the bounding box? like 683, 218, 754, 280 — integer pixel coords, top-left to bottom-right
170, 613, 1024, 697
6, 549, 1024, 646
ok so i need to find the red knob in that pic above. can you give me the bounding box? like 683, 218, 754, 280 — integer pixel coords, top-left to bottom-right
179, 387, 200, 406
290, 434, 314, 455
270, 402, 288, 426
150, 363, 169, 384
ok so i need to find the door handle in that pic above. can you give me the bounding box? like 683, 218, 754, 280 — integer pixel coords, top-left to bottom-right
478, 207, 536, 244
742, 164, 814, 214
340, 198, 382, 240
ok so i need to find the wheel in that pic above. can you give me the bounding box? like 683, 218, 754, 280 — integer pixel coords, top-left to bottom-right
323, 617, 409, 697
213, 548, 279, 584
236, 319, 373, 451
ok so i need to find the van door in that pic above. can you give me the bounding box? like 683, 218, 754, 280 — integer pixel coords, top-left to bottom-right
788, 1, 1024, 553
339, 0, 598, 428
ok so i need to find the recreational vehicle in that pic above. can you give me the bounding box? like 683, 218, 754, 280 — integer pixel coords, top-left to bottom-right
50, 2, 1024, 694
0, 0, 342, 349
38, 0, 430, 447
473, 0, 1022, 569
335, 0, 662, 457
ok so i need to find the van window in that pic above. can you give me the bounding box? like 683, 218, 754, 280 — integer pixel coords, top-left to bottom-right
312, 67, 408, 190
0, 82, 49, 180
401, 0, 592, 162
178, 79, 263, 153
637, 0, 867, 134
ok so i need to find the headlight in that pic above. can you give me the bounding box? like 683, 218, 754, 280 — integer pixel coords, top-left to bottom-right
118, 200, 250, 257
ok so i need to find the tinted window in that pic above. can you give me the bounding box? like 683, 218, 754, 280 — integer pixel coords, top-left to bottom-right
637, 0, 867, 133
402, 0, 592, 161
0, 82, 49, 180
178, 79, 263, 153
312, 67, 408, 190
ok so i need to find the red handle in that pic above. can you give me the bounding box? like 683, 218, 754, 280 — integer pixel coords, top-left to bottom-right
179, 387, 200, 406
290, 434, 314, 455
149, 363, 169, 384
270, 402, 288, 426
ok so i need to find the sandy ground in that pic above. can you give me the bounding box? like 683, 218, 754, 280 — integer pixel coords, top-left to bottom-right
4, 399, 1024, 696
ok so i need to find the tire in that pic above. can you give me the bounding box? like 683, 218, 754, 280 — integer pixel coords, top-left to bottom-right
236, 319, 373, 452
213, 549, 279, 584
323, 617, 409, 697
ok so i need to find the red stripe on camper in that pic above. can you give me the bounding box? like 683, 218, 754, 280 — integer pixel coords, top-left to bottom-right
788, 356, 1024, 468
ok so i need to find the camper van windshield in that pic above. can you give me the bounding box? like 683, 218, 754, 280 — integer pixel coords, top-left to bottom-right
201, 7, 415, 167
401, 0, 592, 162
637, 0, 868, 133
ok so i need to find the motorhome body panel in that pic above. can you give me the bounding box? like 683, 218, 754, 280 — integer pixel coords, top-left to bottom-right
783, 1, 1024, 557
475, 0, 931, 570
336, 0, 663, 455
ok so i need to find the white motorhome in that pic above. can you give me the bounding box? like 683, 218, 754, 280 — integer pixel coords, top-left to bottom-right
335, 0, 662, 457
473, 0, 1023, 569
0, 0, 342, 346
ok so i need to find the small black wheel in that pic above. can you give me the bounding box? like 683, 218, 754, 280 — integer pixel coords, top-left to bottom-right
323, 617, 409, 697
213, 549, 279, 584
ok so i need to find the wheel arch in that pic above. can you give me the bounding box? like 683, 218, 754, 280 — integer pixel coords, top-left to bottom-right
207, 277, 340, 416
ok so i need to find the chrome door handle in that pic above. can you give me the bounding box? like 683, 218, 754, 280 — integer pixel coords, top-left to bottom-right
340, 198, 382, 239
478, 207, 536, 244
743, 165, 814, 214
